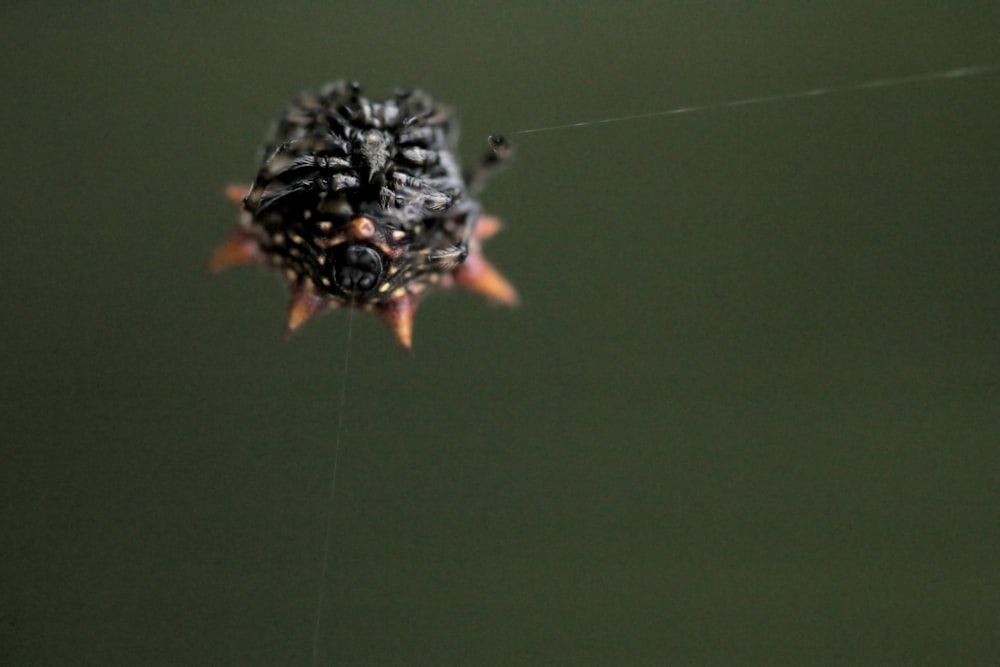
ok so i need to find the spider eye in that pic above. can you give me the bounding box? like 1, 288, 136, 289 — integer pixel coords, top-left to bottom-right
331, 244, 384, 295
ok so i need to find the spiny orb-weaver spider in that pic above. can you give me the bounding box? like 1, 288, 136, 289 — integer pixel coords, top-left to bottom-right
209, 81, 516, 350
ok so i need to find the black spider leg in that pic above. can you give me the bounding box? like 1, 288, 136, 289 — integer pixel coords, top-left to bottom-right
243, 142, 287, 211
446, 134, 513, 259
254, 179, 327, 217
426, 202, 476, 269
465, 134, 513, 196
244, 138, 312, 213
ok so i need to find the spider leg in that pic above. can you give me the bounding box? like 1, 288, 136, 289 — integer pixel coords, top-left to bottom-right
465, 134, 513, 195
440, 213, 503, 275
254, 179, 327, 216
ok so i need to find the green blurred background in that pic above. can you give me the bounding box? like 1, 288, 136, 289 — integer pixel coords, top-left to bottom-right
2, 2, 998, 665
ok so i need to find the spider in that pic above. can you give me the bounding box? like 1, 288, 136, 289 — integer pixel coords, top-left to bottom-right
208, 81, 516, 350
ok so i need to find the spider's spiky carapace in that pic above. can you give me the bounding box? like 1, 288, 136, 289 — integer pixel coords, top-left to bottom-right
209, 81, 516, 350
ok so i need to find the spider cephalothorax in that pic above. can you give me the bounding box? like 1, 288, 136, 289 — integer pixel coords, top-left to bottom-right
209, 81, 516, 349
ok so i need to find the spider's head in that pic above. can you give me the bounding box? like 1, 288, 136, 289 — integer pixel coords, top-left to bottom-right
354, 130, 391, 181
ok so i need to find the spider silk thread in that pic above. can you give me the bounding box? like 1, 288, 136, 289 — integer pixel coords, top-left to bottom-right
311, 306, 356, 667
509, 64, 1000, 136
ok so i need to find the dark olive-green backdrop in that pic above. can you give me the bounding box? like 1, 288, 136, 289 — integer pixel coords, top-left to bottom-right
2, 3, 998, 665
